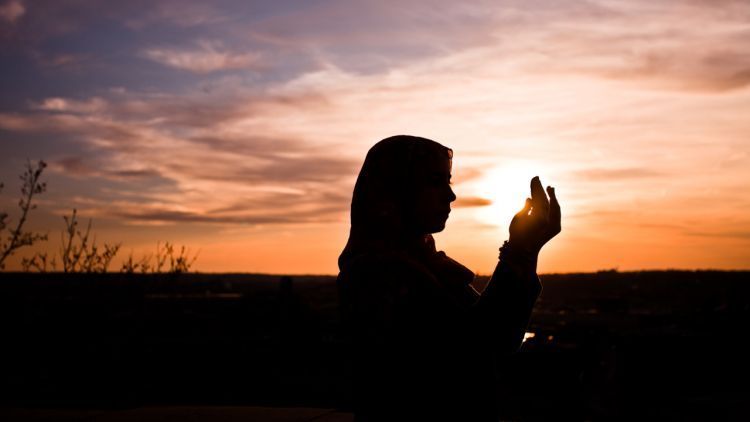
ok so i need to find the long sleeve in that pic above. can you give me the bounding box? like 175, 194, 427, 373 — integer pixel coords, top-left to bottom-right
337, 250, 541, 421
472, 258, 542, 356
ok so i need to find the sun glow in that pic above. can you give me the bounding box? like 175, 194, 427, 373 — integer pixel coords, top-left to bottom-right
471, 161, 549, 229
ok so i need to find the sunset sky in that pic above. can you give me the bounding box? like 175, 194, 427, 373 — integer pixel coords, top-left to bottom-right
1, 0, 749, 274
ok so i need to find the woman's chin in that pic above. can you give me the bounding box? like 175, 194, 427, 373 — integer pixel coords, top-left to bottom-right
428, 219, 448, 233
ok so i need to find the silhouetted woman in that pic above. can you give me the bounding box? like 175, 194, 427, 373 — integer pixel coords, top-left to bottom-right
336, 135, 561, 421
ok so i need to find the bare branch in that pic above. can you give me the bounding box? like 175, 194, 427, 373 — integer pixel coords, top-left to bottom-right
0, 160, 48, 269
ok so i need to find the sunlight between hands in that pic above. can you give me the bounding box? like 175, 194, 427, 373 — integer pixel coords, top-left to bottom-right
508, 176, 562, 256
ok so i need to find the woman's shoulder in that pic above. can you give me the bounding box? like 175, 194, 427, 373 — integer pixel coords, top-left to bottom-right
351, 250, 430, 273
341, 251, 436, 288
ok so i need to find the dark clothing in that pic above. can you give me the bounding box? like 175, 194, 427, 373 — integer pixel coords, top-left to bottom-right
337, 241, 541, 421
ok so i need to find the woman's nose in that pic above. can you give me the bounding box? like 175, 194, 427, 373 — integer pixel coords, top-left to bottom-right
448, 186, 457, 202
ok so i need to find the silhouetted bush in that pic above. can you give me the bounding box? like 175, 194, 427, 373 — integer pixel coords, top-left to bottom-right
121, 241, 199, 274
0, 160, 48, 269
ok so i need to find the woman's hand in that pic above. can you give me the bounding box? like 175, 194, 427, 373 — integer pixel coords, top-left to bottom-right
508, 176, 561, 257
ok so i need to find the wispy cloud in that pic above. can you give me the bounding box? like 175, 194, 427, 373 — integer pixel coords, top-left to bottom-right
55, 156, 162, 181
684, 229, 750, 240
573, 167, 666, 180
143, 40, 264, 73
453, 197, 492, 208
125, 1, 228, 29
0, 0, 24, 23
0, 89, 359, 227
31, 97, 106, 113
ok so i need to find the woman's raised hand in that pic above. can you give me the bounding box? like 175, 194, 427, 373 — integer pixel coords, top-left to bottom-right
508, 176, 561, 256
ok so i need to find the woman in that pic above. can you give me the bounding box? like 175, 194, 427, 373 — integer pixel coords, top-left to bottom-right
337, 135, 561, 421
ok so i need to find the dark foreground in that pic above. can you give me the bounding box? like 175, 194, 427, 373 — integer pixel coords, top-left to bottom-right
1, 270, 749, 421
2, 406, 353, 421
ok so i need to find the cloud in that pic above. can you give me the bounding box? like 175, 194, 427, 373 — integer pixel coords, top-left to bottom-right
518, 3, 750, 93
684, 230, 750, 240
112, 200, 346, 225
54, 156, 163, 181
30, 52, 89, 69
453, 196, 492, 207
60, 183, 352, 226
587, 46, 750, 93
142, 40, 264, 73
32, 97, 106, 113
125, 1, 228, 29
0, 1, 231, 44
7, 1, 750, 94
0, 88, 361, 226
573, 167, 665, 180
0, 113, 35, 130
0, 0, 24, 23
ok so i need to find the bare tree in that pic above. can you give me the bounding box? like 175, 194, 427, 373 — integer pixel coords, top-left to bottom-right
121, 241, 199, 274
59, 208, 121, 273
0, 160, 48, 270
21, 252, 55, 272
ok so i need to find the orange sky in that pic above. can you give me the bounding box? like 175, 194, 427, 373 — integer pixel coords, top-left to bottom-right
1, 1, 749, 274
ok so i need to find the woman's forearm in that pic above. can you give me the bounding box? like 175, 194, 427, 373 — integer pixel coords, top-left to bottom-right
474, 255, 542, 354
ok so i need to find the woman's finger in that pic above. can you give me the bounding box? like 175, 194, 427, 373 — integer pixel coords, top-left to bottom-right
515, 197, 532, 218
530, 176, 549, 219
547, 186, 561, 235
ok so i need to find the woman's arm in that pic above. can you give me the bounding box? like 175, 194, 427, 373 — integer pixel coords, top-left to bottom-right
473, 252, 542, 355
471, 176, 560, 355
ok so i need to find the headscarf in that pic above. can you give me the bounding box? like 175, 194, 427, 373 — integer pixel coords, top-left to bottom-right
337, 135, 475, 296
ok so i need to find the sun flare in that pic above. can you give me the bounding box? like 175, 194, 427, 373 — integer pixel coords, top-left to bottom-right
472, 161, 549, 229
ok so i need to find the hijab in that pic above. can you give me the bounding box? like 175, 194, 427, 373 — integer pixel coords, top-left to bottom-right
337, 135, 475, 296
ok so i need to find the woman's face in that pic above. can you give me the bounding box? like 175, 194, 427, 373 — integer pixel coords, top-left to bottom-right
408, 156, 457, 235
